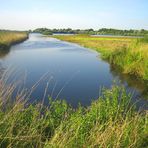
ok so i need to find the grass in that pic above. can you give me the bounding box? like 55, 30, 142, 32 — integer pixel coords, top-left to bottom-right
0, 32, 147, 147
0, 74, 147, 147
54, 35, 148, 80
0, 31, 28, 50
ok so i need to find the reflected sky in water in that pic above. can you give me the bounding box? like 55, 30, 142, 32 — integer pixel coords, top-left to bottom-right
0, 33, 147, 109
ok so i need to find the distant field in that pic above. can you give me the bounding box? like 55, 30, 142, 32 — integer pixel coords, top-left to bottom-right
0, 31, 28, 50
54, 35, 148, 80
53, 35, 134, 52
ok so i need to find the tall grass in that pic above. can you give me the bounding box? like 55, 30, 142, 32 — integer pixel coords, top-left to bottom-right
105, 39, 148, 80
0, 31, 28, 50
54, 35, 148, 80
0, 75, 147, 147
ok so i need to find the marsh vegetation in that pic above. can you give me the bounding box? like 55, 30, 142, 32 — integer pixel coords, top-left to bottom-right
0, 30, 28, 50
0, 77, 147, 147
0, 31, 147, 147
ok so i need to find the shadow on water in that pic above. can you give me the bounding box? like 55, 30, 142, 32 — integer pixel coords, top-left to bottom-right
110, 64, 148, 100
0, 48, 10, 58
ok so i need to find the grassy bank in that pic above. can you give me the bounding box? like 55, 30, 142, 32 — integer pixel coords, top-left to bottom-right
0, 31, 28, 50
0, 77, 147, 147
54, 35, 148, 80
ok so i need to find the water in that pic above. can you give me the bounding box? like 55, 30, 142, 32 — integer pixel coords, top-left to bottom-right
0, 33, 147, 109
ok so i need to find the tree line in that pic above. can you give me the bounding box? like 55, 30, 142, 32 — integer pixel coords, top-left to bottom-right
33, 28, 148, 36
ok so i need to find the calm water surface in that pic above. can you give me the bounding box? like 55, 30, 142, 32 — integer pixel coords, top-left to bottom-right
0, 34, 147, 109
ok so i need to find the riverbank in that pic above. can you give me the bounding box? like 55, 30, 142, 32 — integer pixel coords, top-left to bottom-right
0, 31, 28, 50
53, 35, 148, 81
0, 79, 147, 147
0, 33, 147, 147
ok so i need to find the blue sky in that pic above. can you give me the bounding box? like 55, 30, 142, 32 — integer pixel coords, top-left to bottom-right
0, 0, 148, 30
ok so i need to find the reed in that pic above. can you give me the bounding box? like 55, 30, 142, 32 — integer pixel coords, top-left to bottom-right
0, 31, 28, 50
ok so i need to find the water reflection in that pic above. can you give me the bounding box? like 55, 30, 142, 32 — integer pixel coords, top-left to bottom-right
110, 64, 148, 100
0, 33, 147, 109
0, 48, 10, 58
